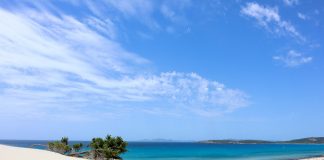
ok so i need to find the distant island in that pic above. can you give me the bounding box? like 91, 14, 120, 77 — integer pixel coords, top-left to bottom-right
199, 137, 324, 144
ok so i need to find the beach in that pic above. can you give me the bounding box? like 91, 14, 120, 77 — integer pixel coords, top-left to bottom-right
0, 144, 84, 160
301, 158, 324, 160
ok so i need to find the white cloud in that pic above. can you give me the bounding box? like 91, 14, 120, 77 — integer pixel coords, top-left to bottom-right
101, 0, 160, 30
161, 5, 177, 21
160, 0, 192, 33
297, 12, 307, 20
283, 0, 299, 6
160, 0, 191, 22
0, 7, 248, 118
273, 50, 312, 67
81, 0, 194, 34
241, 2, 304, 41
104, 0, 154, 17
85, 16, 117, 39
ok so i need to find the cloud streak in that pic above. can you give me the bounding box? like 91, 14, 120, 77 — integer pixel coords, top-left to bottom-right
241, 2, 304, 41
297, 12, 307, 20
0, 6, 248, 119
273, 50, 312, 67
283, 0, 299, 6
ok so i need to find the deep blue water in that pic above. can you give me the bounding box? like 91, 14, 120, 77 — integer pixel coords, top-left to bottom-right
1, 140, 324, 160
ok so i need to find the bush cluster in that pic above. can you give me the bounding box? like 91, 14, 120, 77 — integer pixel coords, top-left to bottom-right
48, 137, 71, 154
89, 135, 128, 160
47, 135, 127, 160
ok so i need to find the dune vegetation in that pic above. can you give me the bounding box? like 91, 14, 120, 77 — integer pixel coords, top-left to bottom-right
38, 135, 127, 160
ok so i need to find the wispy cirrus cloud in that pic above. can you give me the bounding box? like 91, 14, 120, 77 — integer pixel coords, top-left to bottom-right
0, 5, 248, 119
297, 12, 308, 20
241, 2, 305, 41
81, 0, 191, 33
160, 0, 192, 33
283, 0, 299, 6
103, 0, 154, 17
101, 0, 160, 30
273, 50, 312, 67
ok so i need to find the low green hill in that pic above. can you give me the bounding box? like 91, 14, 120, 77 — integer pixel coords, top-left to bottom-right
199, 137, 324, 144
284, 137, 324, 144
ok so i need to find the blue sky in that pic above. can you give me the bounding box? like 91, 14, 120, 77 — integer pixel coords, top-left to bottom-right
0, 0, 323, 141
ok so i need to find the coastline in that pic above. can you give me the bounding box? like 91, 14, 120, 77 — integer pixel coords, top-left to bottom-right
0, 144, 84, 160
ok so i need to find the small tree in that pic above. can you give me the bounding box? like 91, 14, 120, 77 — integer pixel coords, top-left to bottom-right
72, 143, 83, 152
48, 137, 71, 155
61, 137, 69, 145
89, 135, 128, 159
89, 138, 105, 159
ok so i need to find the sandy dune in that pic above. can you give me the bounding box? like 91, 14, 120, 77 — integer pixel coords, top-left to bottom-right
0, 144, 84, 160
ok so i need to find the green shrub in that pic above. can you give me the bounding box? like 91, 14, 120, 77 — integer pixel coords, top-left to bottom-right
89, 135, 128, 159
72, 143, 83, 152
48, 137, 71, 154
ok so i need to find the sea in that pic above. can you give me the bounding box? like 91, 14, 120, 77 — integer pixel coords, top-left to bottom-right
1, 140, 324, 160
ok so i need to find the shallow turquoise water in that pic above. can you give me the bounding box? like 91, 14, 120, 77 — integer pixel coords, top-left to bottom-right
1, 140, 324, 160
122, 142, 324, 160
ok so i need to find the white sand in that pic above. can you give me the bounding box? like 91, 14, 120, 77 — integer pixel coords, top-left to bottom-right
301, 158, 324, 160
0, 144, 85, 160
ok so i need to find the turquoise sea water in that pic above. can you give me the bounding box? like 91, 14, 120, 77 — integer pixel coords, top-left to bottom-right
1, 140, 324, 160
